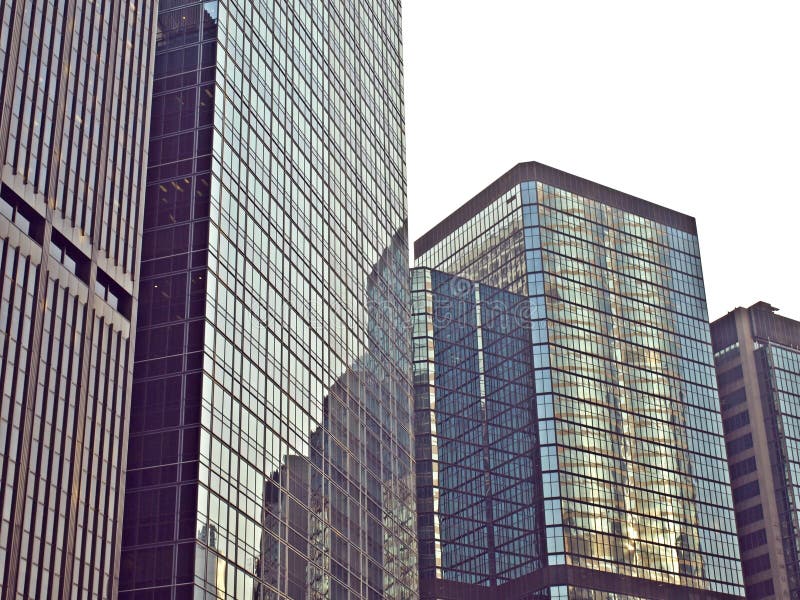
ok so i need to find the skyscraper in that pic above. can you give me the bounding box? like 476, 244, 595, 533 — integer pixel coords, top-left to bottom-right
711, 302, 800, 599
120, 1, 416, 599
0, 1, 157, 598
412, 162, 745, 599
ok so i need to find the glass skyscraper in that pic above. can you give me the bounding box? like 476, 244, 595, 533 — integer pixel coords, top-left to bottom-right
412, 162, 745, 599
712, 302, 800, 599
0, 1, 157, 598
120, 1, 416, 599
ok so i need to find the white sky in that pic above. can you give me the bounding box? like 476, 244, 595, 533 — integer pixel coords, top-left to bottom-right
403, 1, 800, 322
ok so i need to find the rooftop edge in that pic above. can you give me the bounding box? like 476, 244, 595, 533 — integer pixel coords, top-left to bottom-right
414, 161, 698, 258
711, 301, 800, 352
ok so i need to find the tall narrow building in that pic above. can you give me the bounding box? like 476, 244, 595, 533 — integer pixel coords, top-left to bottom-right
711, 302, 800, 599
120, 1, 417, 599
412, 162, 745, 599
0, 2, 157, 598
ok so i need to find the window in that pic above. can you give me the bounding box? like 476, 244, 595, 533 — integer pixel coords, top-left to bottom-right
735, 504, 763, 527
723, 410, 750, 434
95, 270, 132, 318
727, 433, 753, 457
49, 230, 89, 281
718, 365, 743, 387
0, 183, 43, 241
745, 579, 774, 600
739, 528, 767, 551
732, 480, 760, 503
729, 457, 757, 480
721, 387, 747, 411
742, 553, 770, 577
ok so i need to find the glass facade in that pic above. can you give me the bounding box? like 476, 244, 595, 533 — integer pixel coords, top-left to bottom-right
415, 163, 744, 599
412, 268, 541, 591
121, 1, 416, 599
763, 344, 800, 597
0, 1, 156, 598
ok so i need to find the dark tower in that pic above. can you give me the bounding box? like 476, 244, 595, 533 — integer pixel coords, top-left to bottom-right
119, 1, 417, 598
711, 302, 800, 599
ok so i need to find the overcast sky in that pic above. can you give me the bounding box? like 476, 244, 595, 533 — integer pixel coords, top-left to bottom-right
403, 1, 800, 322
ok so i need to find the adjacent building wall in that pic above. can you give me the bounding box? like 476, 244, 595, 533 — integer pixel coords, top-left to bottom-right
711, 302, 800, 599
0, 1, 157, 598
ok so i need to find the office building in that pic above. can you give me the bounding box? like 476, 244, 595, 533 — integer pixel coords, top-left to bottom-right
119, 1, 417, 599
412, 162, 744, 599
711, 302, 800, 599
0, 1, 156, 598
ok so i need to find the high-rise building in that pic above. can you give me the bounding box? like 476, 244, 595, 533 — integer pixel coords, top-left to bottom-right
711, 302, 800, 599
412, 162, 745, 599
119, 1, 416, 599
0, 2, 157, 598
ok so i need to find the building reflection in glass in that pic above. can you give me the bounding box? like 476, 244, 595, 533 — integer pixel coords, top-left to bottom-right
120, 0, 415, 597
251, 231, 417, 600
412, 267, 542, 594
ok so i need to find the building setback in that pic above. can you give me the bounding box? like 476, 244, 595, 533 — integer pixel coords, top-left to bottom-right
412, 162, 745, 599
119, 1, 417, 599
0, 1, 157, 598
711, 302, 800, 599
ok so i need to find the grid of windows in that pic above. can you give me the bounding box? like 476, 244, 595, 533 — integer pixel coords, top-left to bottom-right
411, 268, 541, 595
534, 183, 739, 593
120, 5, 215, 596
0, 1, 156, 598
761, 343, 800, 597
415, 166, 745, 598
0, 236, 39, 590
121, 0, 416, 598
